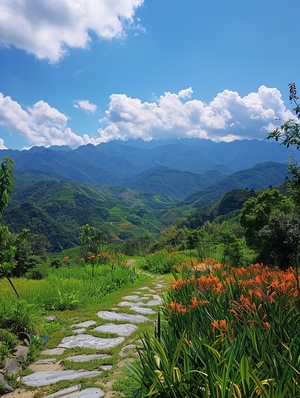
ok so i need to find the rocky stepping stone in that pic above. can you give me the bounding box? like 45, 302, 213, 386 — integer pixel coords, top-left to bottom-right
22, 370, 102, 387
92, 323, 138, 336
143, 299, 164, 306
101, 365, 112, 370
130, 306, 156, 315
45, 384, 81, 397
42, 348, 66, 356
34, 358, 57, 365
119, 344, 139, 358
121, 295, 141, 301
97, 310, 148, 323
46, 387, 105, 398
58, 334, 124, 350
72, 328, 87, 334
71, 321, 97, 328
65, 353, 112, 362
117, 300, 145, 307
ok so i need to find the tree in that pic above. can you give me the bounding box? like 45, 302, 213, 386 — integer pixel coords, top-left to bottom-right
0, 157, 14, 214
266, 83, 300, 268
0, 157, 21, 298
240, 189, 294, 265
260, 212, 300, 269
79, 224, 108, 277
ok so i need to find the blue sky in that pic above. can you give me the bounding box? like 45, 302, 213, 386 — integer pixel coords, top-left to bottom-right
0, 0, 299, 150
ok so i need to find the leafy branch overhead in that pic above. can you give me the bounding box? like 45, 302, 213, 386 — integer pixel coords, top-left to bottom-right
267, 83, 300, 149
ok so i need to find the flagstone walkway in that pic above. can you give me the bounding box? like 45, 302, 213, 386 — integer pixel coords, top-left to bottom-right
4, 276, 168, 398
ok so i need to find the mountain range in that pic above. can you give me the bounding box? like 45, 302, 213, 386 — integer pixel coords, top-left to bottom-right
0, 138, 295, 249
1, 138, 296, 186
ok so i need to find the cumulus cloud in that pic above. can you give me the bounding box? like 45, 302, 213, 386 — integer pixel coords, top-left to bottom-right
0, 138, 7, 149
98, 86, 294, 142
0, 93, 103, 148
0, 86, 294, 149
74, 100, 98, 113
0, 0, 144, 62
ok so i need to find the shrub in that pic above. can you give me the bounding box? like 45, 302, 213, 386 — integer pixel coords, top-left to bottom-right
0, 300, 40, 334
142, 250, 187, 274
25, 264, 49, 280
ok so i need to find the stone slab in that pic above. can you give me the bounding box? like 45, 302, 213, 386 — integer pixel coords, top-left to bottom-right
46, 387, 105, 398
66, 388, 105, 397
92, 323, 138, 336
121, 295, 141, 301
58, 334, 124, 350
22, 370, 101, 387
34, 358, 57, 365
144, 299, 163, 306
117, 301, 144, 307
42, 348, 66, 356
72, 328, 87, 334
119, 344, 139, 357
97, 310, 148, 323
130, 306, 156, 315
71, 321, 96, 328
45, 384, 81, 397
101, 365, 113, 370
65, 354, 112, 362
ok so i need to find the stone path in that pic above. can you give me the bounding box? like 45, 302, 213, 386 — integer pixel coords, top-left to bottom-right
6, 277, 168, 397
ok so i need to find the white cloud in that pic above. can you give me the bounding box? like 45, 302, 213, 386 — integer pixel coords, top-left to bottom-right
0, 0, 144, 62
98, 86, 294, 142
0, 92, 103, 148
0, 138, 7, 149
74, 100, 98, 113
0, 86, 294, 150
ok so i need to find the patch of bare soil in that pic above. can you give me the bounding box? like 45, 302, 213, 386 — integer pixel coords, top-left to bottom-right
2, 390, 36, 398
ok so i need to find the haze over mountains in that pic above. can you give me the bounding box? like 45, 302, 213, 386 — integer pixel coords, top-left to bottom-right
0, 138, 295, 187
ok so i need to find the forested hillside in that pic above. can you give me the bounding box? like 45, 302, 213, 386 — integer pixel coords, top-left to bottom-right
2, 155, 290, 251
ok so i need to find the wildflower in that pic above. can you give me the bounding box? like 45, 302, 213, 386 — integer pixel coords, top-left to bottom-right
184, 337, 193, 346
262, 321, 271, 330
211, 319, 228, 333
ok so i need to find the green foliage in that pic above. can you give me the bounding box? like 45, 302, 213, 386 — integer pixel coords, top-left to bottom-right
79, 224, 108, 277
120, 234, 154, 256
0, 329, 17, 354
260, 211, 300, 269
240, 189, 294, 266
0, 157, 14, 215
25, 264, 49, 280
0, 299, 40, 334
142, 250, 187, 274
43, 288, 80, 311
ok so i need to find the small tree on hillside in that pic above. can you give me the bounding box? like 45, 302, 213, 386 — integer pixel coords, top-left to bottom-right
0, 157, 21, 298
79, 224, 108, 277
